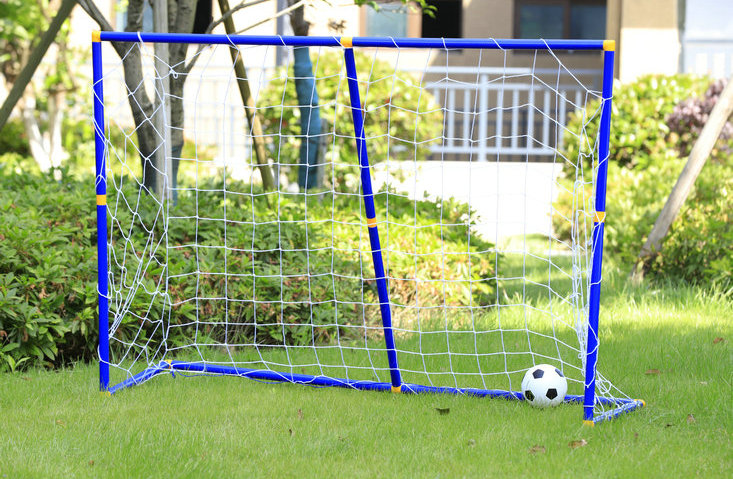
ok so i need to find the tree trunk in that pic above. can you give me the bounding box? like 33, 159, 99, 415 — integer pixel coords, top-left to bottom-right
217, 0, 275, 192
19, 95, 52, 172
47, 89, 66, 180
289, 0, 322, 190
114, 0, 161, 194
167, 0, 197, 203
630, 75, 733, 283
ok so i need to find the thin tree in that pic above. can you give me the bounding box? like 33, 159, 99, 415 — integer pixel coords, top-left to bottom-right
0, 0, 78, 177
288, 0, 322, 190
630, 76, 733, 283
77, 0, 275, 195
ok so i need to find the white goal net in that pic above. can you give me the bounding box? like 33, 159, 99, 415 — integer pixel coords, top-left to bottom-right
93, 33, 641, 423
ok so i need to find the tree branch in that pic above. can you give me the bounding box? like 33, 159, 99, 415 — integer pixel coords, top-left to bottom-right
75, 0, 126, 58
207, 0, 272, 33
234, 0, 310, 35
0, 0, 76, 132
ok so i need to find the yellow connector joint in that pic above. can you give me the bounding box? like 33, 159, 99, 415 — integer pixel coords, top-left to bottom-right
340, 36, 353, 48
96, 194, 107, 206
593, 211, 606, 223
603, 39, 615, 51
100, 390, 112, 397
92, 30, 101, 43
583, 420, 595, 427
391, 385, 402, 394
366, 217, 377, 228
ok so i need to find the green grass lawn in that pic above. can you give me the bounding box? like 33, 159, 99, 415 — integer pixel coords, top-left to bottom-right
1, 262, 731, 478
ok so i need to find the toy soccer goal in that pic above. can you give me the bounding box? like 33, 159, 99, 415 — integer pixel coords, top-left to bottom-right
92, 32, 643, 424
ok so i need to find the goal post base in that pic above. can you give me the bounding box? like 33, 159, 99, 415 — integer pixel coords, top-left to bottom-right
106, 361, 644, 423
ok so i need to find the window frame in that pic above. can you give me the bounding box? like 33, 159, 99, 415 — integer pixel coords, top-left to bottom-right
514, 0, 607, 40
359, 1, 422, 38
420, 0, 463, 39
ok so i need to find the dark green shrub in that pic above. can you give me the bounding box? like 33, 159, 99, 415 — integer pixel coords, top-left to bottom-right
0, 119, 30, 156
0, 157, 496, 371
0, 164, 97, 371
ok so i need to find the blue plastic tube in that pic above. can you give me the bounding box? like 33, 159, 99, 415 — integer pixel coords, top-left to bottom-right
342, 47, 402, 391
582, 48, 615, 422
97, 31, 605, 51
92, 36, 110, 392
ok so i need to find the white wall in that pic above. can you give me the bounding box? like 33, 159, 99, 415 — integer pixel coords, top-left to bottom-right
372, 161, 564, 240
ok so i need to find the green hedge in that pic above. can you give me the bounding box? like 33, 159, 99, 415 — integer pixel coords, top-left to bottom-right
0, 156, 496, 371
0, 155, 98, 371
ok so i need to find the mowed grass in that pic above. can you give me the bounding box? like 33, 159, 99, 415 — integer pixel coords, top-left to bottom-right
0, 234, 731, 477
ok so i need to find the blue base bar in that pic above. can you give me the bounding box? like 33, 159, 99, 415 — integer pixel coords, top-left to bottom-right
593, 399, 645, 424
108, 361, 643, 423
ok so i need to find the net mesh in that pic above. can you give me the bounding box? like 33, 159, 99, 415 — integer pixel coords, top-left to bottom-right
96, 37, 632, 419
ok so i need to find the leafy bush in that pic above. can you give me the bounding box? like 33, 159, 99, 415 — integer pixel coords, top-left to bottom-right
158, 180, 497, 347
649, 161, 732, 290
259, 50, 443, 187
0, 119, 30, 156
666, 78, 733, 159
563, 75, 710, 170
553, 159, 685, 267
0, 161, 98, 371
554, 74, 732, 289
0, 158, 496, 371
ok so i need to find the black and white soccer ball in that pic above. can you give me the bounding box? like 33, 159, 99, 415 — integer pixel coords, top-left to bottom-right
521, 364, 568, 408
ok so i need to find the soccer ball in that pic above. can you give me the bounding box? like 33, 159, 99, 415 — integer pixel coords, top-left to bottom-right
521, 364, 568, 408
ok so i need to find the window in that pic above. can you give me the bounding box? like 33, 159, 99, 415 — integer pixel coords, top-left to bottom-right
515, 0, 606, 40
421, 0, 462, 38
364, 2, 409, 37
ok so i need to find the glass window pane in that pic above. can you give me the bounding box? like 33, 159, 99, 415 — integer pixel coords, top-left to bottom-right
570, 5, 606, 39
518, 4, 564, 38
366, 4, 408, 37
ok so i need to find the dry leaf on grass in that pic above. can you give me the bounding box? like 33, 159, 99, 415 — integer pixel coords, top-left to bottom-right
568, 439, 588, 449
435, 407, 450, 415
645, 369, 662, 375
529, 445, 546, 454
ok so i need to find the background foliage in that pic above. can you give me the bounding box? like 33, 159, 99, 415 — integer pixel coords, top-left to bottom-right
2, 67, 731, 372
554, 74, 732, 289
0, 155, 496, 371
259, 50, 443, 188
